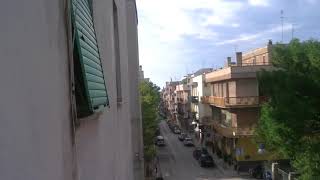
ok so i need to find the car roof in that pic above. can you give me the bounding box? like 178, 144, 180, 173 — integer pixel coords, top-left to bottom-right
157, 136, 164, 139
185, 137, 192, 140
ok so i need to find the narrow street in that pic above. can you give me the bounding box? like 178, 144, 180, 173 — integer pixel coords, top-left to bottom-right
157, 120, 253, 180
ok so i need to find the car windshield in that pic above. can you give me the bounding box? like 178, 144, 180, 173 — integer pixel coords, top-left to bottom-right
157, 136, 164, 140
204, 156, 213, 161
201, 148, 208, 154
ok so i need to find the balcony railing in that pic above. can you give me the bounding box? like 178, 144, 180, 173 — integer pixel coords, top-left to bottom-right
212, 121, 254, 138
201, 96, 266, 107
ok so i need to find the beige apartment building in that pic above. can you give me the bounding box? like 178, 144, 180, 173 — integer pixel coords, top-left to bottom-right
201, 41, 274, 171
0, 0, 143, 180
162, 81, 179, 120
174, 83, 191, 129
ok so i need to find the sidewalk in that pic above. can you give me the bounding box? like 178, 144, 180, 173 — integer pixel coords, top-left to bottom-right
190, 133, 248, 178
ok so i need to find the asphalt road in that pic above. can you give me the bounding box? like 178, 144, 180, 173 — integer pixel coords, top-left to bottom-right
157, 120, 253, 180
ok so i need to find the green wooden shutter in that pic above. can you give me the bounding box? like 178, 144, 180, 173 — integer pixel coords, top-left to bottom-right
71, 0, 109, 111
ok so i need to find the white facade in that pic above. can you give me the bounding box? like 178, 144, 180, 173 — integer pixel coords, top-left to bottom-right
0, 0, 143, 180
190, 74, 211, 121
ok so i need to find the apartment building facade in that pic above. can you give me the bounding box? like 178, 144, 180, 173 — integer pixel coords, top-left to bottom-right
162, 81, 179, 120
189, 73, 212, 142
0, 0, 143, 180
201, 41, 274, 170
174, 83, 191, 129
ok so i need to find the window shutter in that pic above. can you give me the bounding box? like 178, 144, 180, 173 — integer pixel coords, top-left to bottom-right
72, 0, 109, 111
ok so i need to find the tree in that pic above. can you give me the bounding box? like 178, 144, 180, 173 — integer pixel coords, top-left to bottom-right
139, 81, 160, 162
256, 39, 320, 179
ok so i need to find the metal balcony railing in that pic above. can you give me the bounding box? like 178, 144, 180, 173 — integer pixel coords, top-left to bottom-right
201, 96, 266, 107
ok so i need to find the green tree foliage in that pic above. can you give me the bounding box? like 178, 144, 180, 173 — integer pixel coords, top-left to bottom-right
256, 39, 320, 179
139, 81, 160, 162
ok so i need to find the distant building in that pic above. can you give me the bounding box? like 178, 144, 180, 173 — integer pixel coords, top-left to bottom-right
162, 81, 180, 121
174, 83, 191, 129
139, 65, 145, 80
138, 65, 150, 82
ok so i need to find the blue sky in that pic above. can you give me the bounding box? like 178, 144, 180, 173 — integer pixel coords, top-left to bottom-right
136, 0, 320, 87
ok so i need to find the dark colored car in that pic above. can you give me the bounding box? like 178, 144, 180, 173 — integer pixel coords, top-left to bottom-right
183, 137, 194, 146
178, 133, 187, 141
193, 147, 209, 160
198, 154, 214, 167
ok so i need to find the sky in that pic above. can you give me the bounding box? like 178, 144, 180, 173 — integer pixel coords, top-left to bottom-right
136, 0, 320, 87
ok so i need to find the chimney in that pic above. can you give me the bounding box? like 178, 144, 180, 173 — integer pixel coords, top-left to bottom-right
225, 57, 232, 67
227, 57, 231, 65
267, 39, 273, 63
236, 52, 242, 66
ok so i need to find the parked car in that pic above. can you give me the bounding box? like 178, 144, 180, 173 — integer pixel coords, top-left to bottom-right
183, 137, 194, 146
155, 136, 165, 146
198, 154, 215, 167
193, 147, 209, 160
178, 133, 187, 141
173, 127, 181, 134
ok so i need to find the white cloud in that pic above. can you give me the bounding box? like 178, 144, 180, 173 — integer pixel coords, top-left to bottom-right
137, 0, 245, 85
248, 0, 269, 6
215, 24, 294, 45
305, 0, 318, 4
231, 23, 240, 28
137, 0, 244, 42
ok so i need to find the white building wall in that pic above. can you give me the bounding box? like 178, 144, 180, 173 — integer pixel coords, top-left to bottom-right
0, 0, 142, 180
191, 74, 212, 121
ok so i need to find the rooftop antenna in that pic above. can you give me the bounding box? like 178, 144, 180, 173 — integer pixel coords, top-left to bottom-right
280, 10, 284, 43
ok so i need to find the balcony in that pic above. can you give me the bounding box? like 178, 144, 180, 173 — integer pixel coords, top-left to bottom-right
212, 121, 254, 138
201, 96, 266, 108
